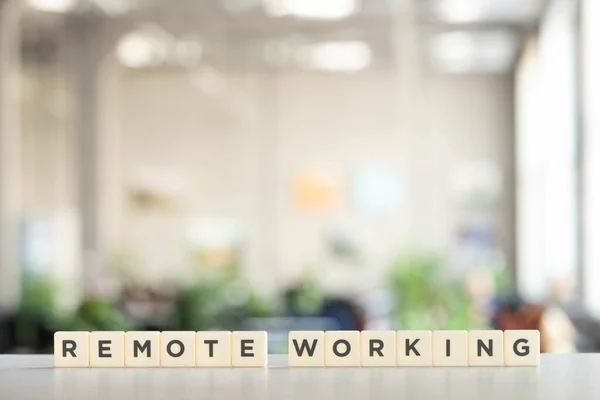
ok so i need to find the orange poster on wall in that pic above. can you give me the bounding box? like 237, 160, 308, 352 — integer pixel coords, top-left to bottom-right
293, 167, 343, 213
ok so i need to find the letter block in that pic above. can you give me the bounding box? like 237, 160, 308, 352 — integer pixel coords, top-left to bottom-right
90, 331, 125, 367
196, 331, 232, 367
433, 330, 468, 367
161, 331, 195, 367
468, 330, 504, 366
231, 331, 268, 367
504, 330, 540, 366
397, 330, 432, 366
361, 330, 396, 367
288, 331, 325, 367
54, 331, 90, 367
325, 331, 360, 367
125, 331, 160, 367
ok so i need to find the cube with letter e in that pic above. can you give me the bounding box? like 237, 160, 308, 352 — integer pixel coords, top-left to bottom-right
231, 331, 268, 367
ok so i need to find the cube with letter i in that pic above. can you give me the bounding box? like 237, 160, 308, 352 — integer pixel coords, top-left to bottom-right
433, 330, 468, 367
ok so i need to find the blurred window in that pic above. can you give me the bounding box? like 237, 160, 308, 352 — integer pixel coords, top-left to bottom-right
516, 0, 578, 302
583, 0, 600, 316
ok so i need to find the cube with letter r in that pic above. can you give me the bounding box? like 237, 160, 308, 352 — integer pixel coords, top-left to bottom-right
54, 331, 90, 367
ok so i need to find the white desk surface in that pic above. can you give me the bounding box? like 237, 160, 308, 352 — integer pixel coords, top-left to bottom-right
0, 354, 597, 400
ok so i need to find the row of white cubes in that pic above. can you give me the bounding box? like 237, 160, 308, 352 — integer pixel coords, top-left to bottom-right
54, 330, 540, 368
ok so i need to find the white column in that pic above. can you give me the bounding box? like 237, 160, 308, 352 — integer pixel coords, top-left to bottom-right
391, 0, 427, 249
0, 0, 22, 312
66, 16, 105, 295
66, 16, 123, 297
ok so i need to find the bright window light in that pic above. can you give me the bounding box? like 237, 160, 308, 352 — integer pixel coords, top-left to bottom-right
117, 29, 168, 69
263, 0, 357, 20
295, 41, 371, 73
583, 0, 600, 315
429, 31, 517, 73
433, 0, 492, 23
27, 0, 77, 13
432, 0, 542, 24
516, 0, 578, 304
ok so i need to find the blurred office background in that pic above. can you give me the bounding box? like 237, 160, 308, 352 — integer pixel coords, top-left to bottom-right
0, 0, 596, 354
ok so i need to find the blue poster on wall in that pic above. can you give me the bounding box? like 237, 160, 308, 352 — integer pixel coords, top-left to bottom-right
351, 165, 402, 214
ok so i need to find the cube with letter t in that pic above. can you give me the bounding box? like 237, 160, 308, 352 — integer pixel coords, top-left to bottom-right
196, 331, 232, 367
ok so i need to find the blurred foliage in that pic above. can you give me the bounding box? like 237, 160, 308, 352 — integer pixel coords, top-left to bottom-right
15, 273, 61, 350
16, 273, 136, 342
283, 268, 325, 316
388, 254, 486, 330
69, 298, 137, 331
173, 264, 276, 330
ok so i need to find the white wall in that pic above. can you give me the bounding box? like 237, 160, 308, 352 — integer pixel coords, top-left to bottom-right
110, 67, 515, 293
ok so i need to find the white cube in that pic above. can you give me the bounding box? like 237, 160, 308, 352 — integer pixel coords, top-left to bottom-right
288, 331, 325, 367
504, 330, 540, 366
433, 330, 468, 367
160, 331, 195, 367
396, 330, 432, 366
231, 331, 268, 367
361, 331, 396, 367
89, 331, 125, 367
125, 331, 160, 367
468, 330, 504, 366
196, 331, 232, 367
54, 331, 90, 367
325, 331, 360, 367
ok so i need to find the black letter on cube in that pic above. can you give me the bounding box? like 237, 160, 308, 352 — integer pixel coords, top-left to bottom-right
167, 340, 185, 357
513, 339, 530, 357
99, 340, 112, 358
241, 340, 255, 357
63, 340, 77, 357
204, 340, 218, 358
134, 340, 151, 358
333, 339, 351, 357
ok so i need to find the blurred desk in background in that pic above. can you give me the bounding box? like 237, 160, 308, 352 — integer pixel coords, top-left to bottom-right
1, 354, 599, 399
